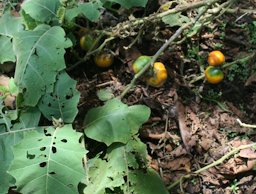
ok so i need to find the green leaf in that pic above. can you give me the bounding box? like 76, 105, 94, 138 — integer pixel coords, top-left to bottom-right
65, 1, 102, 22
129, 169, 169, 194
13, 25, 72, 106
107, 0, 148, 9
8, 78, 19, 95
0, 107, 41, 194
84, 98, 150, 146
8, 125, 86, 194
0, 12, 23, 63
0, 36, 16, 63
84, 137, 148, 194
96, 88, 114, 101
21, 0, 60, 23
38, 71, 80, 123
0, 12, 23, 38
162, 12, 190, 27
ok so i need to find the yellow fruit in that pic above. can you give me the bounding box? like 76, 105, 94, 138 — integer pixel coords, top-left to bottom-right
94, 51, 114, 68
207, 50, 225, 66
146, 62, 167, 87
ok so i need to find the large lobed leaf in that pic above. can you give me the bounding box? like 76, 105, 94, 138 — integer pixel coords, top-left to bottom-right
8, 125, 86, 194
38, 71, 80, 123
0, 12, 23, 63
13, 24, 72, 106
84, 98, 150, 146
21, 0, 60, 23
0, 107, 41, 194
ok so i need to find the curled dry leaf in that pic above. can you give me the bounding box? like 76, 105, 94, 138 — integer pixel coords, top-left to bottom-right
163, 156, 191, 172
175, 100, 197, 152
0, 75, 16, 109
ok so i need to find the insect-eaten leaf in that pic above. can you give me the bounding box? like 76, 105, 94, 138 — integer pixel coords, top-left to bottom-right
84, 98, 150, 146
83, 137, 148, 194
38, 71, 80, 123
0, 106, 41, 194
8, 125, 86, 194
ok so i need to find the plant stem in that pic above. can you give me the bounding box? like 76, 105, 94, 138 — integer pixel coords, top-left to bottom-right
189, 53, 255, 84
67, 33, 111, 72
236, 119, 256, 128
110, 0, 221, 37
119, 24, 190, 99
168, 142, 256, 190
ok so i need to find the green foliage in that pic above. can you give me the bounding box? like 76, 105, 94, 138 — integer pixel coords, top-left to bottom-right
249, 21, 256, 44
8, 125, 85, 194
38, 71, 80, 123
227, 62, 250, 82
83, 137, 168, 194
0, 1, 170, 193
0, 105, 41, 194
84, 98, 150, 146
107, 0, 148, 9
13, 24, 72, 106
21, 0, 60, 23
129, 169, 169, 194
65, 0, 148, 23
0, 12, 23, 63
65, 1, 103, 22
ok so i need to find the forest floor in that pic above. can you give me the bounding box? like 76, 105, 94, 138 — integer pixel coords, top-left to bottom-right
69, 0, 256, 193
3, 0, 256, 193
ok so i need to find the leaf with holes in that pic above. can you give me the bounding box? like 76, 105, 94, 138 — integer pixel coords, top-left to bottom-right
38, 71, 80, 123
0, 12, 23, 63
0, 107, 41, 194
84, 137, 147, 194
84, 98, 150, 146
8, 125, 86, 194
13, 24, 72, 106
21, 0, 60, 23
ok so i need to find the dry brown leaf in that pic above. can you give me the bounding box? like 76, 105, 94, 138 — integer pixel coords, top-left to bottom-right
0, 75, 16, 109
176, 101, 196, 151
239, 148, 256, 159
245, 74, 256, 86
163, 157, 191, 172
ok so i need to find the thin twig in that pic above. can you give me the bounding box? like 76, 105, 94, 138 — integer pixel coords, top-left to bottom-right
168, 142, 256, 190
119, 24, 190, 99
109, 0, 221, 38
236, 119, 256, 128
